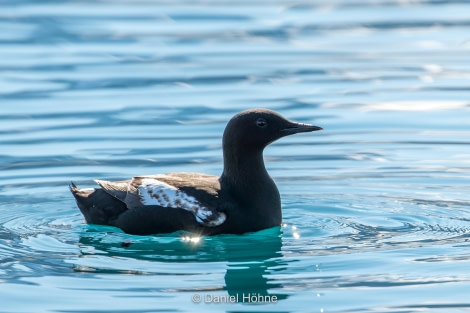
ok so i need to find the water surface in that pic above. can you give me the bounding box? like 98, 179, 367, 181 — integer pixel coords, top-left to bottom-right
1, 1, 470, 312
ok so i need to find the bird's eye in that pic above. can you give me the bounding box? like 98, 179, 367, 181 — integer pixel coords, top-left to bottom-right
256, 118, 267, 128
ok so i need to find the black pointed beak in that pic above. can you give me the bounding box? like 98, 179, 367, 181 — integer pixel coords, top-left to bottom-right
281, 122, 323, 135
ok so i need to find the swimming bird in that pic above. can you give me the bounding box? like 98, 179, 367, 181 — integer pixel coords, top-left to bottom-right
71, 108, 322, 235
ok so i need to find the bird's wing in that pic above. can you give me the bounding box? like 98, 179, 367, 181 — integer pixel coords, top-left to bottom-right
94, 179, 130, 202
126, 176, 226, 227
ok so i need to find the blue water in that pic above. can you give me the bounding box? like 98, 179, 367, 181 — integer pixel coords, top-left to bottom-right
1, 1, 470, 312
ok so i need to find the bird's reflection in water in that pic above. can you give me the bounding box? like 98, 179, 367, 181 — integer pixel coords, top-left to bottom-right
76, 226, 288, 301
223, 229, 288, 302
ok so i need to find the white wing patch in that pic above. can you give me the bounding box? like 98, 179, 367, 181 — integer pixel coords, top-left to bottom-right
137, 178, 226, 227
139, 178, 198, 209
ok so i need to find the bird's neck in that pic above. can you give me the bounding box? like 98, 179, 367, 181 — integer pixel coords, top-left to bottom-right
222, 146, 268, 183
220, 146, 280, 206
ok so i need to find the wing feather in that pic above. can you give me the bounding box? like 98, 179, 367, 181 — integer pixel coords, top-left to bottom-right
93, 175, 226, 227
130, 176, 226, 227
94, 179, 129, 202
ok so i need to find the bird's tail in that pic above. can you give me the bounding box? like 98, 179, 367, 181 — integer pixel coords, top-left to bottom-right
70, 182, 127, 226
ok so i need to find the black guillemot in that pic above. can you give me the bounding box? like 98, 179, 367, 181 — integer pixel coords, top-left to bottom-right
71, 108, 322, 235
